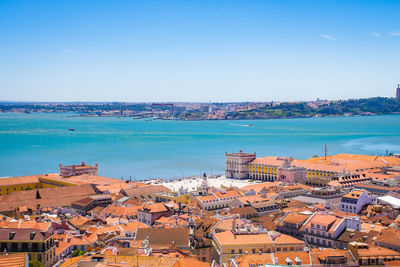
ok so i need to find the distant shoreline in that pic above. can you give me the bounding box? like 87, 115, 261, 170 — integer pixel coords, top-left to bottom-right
2, 110, 400, 122
1, 97, 399, 121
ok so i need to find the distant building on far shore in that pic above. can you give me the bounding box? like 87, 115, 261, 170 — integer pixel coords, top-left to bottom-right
397, 84, 400, 99
59, 161, 98, 176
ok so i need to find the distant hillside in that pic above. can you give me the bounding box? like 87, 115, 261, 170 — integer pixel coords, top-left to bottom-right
230, 97, 400, 119
1, 97, 399, 120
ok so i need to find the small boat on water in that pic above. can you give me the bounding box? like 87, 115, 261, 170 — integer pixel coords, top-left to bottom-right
248, 124, 253, 127
68, 128, 75, 131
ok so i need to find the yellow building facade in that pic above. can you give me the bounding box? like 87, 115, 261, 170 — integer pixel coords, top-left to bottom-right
0, 175, 78, 196
247, 164, 278, 181
247, 163, 335, 181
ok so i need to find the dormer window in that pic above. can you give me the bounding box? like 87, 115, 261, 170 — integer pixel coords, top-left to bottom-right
9, 232, 15, 240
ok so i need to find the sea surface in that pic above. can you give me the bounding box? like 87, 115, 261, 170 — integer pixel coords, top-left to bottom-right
0, 113, 399, 179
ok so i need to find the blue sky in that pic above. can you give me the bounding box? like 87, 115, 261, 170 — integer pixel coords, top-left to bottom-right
0, 0, 399, 102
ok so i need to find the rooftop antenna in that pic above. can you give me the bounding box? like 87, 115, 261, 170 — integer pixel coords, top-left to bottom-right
324, 144, 328, 160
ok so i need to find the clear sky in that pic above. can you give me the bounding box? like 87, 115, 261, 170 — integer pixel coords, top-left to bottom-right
0, 0, 399, 102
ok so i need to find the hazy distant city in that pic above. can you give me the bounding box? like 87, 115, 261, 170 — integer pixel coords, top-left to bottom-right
1, 94, 400, 121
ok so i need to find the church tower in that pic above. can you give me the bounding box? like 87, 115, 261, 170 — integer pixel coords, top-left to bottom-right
396, 84, 400, 99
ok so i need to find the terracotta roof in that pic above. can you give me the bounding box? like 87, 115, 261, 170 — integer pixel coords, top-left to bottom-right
5, 220, 51, 232
122, 185, 170, 199
337, 229, 378, 244
0, 174, 60, 186
136, 227, 189, 248
356, 245, 400, 257
375, 228, 400, 247
272, 233, 305, 244
250, 156, 287, 167
234, 195, 268, 205
172, 257, 211, 267
384, 260, 400, 266
343, 190, 366, 199
95, 182, 132, 194
197, 195, 217, 202
0, 228, 52, 241
310, 248, 358, 265
69, 216, 91, 227
0, 184, 98, 212
302, 213, 342, 233
240, 182, 281, 193
214, 190, 241, 199
47, 174, 124, 186
231, 206, 258, 216
140, 203, 169, 213
0, 253, 27, 267
251, 200, 276, 209
214, 230, 273, 246
280, 213, 310, 225
102, 204, 142, 217
120, 221, 147, 233
235, 251, 311, 266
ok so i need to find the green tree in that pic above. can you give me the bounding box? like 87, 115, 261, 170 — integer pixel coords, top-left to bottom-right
29, 260, 44, 267
72, 249, 86, 257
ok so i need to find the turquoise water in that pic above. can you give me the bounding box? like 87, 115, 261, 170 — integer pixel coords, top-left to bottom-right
0, 113, 399, 179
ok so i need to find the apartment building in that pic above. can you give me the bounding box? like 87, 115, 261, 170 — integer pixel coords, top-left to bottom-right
137, 202, 177, 226
196, 190, 241, 210
0, 228, 56, 267
340, 190, 376, 214
302, 213, 361, 248
212, 228, 305, 264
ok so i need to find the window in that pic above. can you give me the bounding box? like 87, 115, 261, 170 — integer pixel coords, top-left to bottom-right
7, 243, 11, 251
231, 249, 235, 254
28, 243, 32, 252
37, 254, 42, 262
252, 248, 256, 253
239, 249, 243, 253
283, 247, 287, 251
